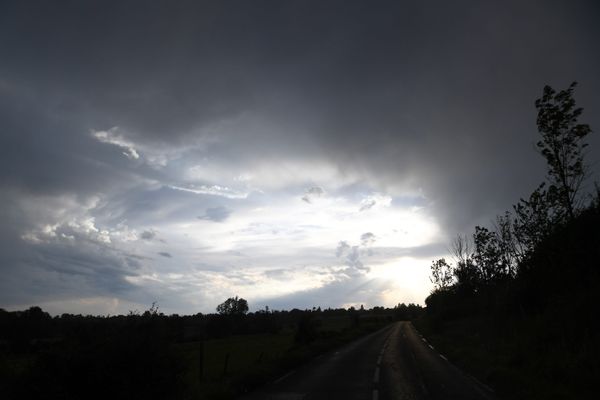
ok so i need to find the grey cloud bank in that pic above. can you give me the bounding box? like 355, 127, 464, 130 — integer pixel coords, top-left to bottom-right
1, 0, 599, 314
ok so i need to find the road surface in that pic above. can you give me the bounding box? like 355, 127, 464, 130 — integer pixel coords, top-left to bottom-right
239, 321, 495, 400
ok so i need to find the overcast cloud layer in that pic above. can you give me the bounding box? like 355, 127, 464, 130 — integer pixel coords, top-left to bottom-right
1, 0, 599, 315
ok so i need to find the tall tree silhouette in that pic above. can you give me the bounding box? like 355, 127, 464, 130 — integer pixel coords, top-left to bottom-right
534, 81, 591, 221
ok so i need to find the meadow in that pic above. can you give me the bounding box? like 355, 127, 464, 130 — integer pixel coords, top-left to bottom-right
0, 304, 422, 400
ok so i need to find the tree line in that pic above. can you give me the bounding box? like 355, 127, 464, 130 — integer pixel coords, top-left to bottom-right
429, 82, 593, 304
0, 299, 421, 399
423, 82, 599, 398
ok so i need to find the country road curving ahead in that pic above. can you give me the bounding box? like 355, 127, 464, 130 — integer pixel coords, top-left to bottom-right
239, 321, 496, 400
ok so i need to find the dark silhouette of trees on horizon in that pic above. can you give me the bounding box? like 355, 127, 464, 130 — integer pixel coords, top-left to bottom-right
429, 81, 593, 296
424, 82, 599, 399
0, 298, 422, 400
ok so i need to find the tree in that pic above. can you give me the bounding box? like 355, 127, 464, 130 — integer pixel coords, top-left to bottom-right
216, 296, 249, 316
472, 226, 502, 283
430, 258, 454, 291
493, 212, 521, 276
448, 234, 481, 292
535, 82, 591, 221
511, 83, 591, 257
450, 234, 472, 267
513, 183, 555, 252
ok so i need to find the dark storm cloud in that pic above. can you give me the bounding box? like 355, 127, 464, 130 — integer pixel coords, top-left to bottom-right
0, 93, 138, 196
2, 1, 599, 206
1, 0, 600, 312
0, 230, 139, 306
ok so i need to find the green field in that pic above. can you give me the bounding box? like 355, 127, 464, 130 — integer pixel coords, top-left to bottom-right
1, 305, 414, 400
176, 315, 388, 399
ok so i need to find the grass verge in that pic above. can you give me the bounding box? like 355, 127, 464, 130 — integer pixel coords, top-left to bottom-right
178, 320, 391, 399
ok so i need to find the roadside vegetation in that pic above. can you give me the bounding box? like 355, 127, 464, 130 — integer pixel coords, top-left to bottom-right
0, 300, 422, 399
417, 82, 599, 399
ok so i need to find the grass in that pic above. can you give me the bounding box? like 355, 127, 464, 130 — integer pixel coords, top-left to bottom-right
413, 312, 599, 400
414, 316, 502, 383
177, 317, 390, 399
176, 332, 295, 398
317, 315, 352, 333
0, 312, 393, 400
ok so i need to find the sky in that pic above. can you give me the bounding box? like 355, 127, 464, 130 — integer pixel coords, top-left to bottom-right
1, 0, 599, 315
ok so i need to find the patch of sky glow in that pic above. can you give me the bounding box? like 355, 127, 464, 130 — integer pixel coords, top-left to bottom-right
169, 184, 251, 199
185, 159, 357, 191
17, 147, 446, 313
140, 186, 444, 311
178, 190, 440, 254
368, 257, 438, 306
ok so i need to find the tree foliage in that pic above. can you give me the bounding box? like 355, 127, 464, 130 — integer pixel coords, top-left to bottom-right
429, 258, 454, 291
430, 82, 593, 295
512, 183, 555, 252
216, 296, 249, 316
534, 81, 591, 220
422, 82, 597, 398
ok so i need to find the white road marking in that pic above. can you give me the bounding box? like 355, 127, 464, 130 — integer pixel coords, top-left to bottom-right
466, 373, 496, 394
373, 366, 380, 383
372, 389, 379, 400
415, 327, 494, 398
273, 370, 296, 384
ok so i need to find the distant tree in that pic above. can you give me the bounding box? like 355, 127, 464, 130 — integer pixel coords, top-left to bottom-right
142, 302, 161, 317
216, 296, 249, 316
534, 82, 591, 221
430, 258, 454, 291
23, 306, 51, 320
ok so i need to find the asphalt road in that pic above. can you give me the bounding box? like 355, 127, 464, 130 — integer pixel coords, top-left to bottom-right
239, 321, 496, 400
